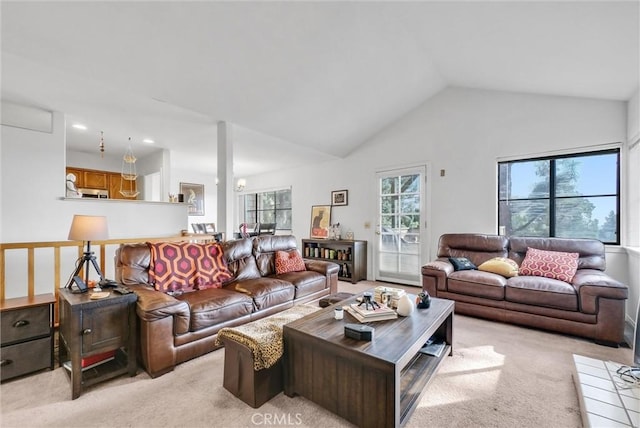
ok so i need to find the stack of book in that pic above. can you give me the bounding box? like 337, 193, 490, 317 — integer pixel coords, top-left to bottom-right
373, 286, 406, 309
419, 337, 446, 358
62, 349, 116, 372
348, 303, 398, 322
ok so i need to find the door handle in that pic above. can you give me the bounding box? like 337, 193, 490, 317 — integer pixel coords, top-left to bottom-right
13, 320, 30, 328
82, 328, 92, 335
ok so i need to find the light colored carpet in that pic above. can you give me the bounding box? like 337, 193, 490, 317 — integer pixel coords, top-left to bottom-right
0, 281, 633, 428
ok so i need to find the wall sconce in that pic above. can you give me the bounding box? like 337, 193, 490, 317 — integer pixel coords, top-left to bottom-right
236, 178, 246, 192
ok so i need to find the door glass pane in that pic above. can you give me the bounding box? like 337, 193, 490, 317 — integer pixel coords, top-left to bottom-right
400, 174, 419, 193
381, 177, 398, 194
377, 168, 424, 285
381, 196, 398, 214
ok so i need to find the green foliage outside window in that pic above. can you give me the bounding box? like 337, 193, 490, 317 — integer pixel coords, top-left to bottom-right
498, 149, 619, 244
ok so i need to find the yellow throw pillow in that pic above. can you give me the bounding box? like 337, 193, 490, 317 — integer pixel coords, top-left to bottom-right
478, 257, 519, 278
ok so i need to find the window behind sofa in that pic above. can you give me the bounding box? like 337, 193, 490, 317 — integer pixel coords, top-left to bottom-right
498, 148, 620, 245
244, 189, 292, 230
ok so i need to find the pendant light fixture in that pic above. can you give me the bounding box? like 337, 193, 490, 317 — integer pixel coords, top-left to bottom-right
99, 131, 105, 157
120, 137, 139, 198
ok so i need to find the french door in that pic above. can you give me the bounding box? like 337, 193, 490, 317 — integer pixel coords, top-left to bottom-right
375, 166, 427, 286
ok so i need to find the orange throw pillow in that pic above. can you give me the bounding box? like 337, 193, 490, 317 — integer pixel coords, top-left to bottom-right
148, 242, 232, 293
275, 250, 306, 274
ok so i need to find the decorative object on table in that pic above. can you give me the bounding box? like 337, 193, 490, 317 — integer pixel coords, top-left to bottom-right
334, 307, 343, 320
348, 302, 397, 322
416, 291, 431, 309
90, 291, 111, 300
396, 294, 415, 316
65, 173, 82, 198
374, 286, 405, 309
357, 291, 379, 310
345, 230, 354, 240
310, 205, 331, 238
331, 189, 348, 206
180, 182, 205, 215
329, 223, 341, 239
120, 138, 139, 198
66, 215, 109, 292
344, 323, 374, 341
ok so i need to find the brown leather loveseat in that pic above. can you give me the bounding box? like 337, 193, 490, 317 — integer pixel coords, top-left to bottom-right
116, 235, 338, 377
422, 234, 628, 345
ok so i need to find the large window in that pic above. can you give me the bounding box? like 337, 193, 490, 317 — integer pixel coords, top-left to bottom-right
498, 149, 620, 244
243, 189, 292, 230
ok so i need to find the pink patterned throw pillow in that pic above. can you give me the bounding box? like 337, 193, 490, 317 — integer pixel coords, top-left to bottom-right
275, 250, 306, 274
518, 247, 579, 282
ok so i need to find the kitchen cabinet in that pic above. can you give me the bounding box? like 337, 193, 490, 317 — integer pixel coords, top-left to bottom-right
82, 170, 108, 189
65, 167, 138, 200
66, 167, 85, 187
109, 174, 137, 200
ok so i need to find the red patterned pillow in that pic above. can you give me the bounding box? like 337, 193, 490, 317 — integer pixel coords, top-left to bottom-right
518, 247, 579, 282
148, 242, 232, 293
275, 250, 306, 274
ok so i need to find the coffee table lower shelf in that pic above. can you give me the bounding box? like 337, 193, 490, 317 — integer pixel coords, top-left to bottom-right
399, 345, 451, 425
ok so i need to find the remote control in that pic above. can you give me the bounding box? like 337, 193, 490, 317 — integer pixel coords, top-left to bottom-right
113, 286, 132, 295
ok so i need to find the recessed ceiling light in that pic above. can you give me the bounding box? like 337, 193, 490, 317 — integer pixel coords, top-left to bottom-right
143, 139, 155, 144
72, 123, 87, 130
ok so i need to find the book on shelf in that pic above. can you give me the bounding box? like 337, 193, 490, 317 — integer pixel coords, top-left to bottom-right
62, 349, 116, 372
348, 303, 398, 322
419, 337, 446, 358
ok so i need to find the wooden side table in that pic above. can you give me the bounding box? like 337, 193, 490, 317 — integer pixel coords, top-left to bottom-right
0, 294, 56, 381
58, 288, 137, 399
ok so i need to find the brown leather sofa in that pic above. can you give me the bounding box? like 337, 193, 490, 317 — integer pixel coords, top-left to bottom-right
422, 234, 628, 345
115, 235, 338, 377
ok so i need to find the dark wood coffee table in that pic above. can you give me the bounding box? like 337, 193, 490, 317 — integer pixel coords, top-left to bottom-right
283, 293, 454, 427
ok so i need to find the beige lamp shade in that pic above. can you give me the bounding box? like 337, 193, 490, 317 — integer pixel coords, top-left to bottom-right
68, 215, 109, 241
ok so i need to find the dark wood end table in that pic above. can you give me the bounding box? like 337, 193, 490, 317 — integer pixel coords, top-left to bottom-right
58, 288, 137, 399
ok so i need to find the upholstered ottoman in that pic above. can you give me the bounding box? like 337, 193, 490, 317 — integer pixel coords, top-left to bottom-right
318, 292, 354, 308
216, 305, 319, 408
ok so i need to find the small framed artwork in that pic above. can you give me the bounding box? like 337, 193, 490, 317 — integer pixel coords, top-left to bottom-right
180, 182, 205, 216
310, 205, 331, 239
331, 189, 348, 206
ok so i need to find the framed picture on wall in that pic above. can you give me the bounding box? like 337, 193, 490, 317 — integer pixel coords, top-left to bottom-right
180, 182, 205, 216
310, 205, 331, 239
331, 189, 348, 206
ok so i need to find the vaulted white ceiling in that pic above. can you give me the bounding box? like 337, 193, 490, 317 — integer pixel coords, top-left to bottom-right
2, 1, 638, 176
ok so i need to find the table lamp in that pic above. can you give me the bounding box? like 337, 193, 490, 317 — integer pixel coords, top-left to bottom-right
67, 215, 109, 291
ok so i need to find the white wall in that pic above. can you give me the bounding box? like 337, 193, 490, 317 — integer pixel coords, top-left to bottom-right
249, 87, 635, 319
625, 90, 640, 329
1, 109, 189, 298
170, 166, 219, 233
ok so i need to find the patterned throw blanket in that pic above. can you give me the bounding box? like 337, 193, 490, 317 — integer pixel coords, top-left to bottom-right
216, 304, 320, 371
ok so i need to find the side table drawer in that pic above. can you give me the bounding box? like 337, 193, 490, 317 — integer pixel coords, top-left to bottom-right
0, 305, 50, 344
1, 337, 52, 381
